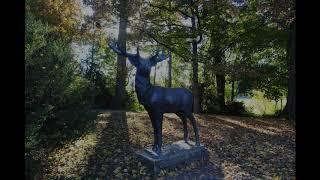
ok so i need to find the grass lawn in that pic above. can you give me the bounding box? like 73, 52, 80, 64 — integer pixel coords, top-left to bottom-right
235, 91, 287, 116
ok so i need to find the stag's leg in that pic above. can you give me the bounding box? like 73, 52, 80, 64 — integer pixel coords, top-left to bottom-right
176, 112, 189, 143
187, 113, 200, 146
149, 110, 163, 155
148, 111, 158, 152
155, 112, 163, 155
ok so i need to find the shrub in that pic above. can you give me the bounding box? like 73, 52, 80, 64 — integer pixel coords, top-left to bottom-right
25, 13, 96, 151
126, 90, 145, 112
225, 101, 248, 115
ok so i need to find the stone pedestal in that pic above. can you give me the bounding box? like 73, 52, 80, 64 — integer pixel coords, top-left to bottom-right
135, 140, 209, 174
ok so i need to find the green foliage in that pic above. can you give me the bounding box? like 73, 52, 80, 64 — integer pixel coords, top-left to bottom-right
126, 91, 145, 112
25, 12, 48, 61
171, 54, 191, 89
80, 39, 117, 108
26, 0, 82, 40
25, 10, 95, 152
225, 82, 232, 102
238, 90, 285, 116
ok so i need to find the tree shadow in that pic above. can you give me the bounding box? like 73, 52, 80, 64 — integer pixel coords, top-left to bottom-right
40, 111, 294, 179
82, 111, 225, 179
202, 115, 295, 178
41, 111, 227, 179
80, 110, 134, 179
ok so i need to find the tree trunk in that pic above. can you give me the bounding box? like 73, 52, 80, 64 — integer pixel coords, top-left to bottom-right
283, 21, 296, 121
287, 21, 296, 121
200, 61, 209, 112
114, 0, 128, 109
154, 65, 156, 85
168, 51, 172, 87
168, 25, 172, 88
214, 53, 226, 111
89, 21, 95, 80
216, 73, 225, 111
231, 80, 235, 101
191, 15, 200, 113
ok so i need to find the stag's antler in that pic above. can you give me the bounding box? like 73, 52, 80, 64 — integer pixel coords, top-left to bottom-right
108, 41, 137, 58
150, 49, 168, 65
108, 41, 123, 54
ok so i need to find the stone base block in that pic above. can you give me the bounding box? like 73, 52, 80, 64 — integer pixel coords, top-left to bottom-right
135, 140, 209, 174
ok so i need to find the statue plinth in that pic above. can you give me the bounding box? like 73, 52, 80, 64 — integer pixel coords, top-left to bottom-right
135, 140, 209, 174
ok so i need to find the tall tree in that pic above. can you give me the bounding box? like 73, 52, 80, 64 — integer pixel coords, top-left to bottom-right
191, 2, 201, 113
283, 20, 295, 120
167, 50, 172, 87
167, 25, 173, 88
255, 0, 295, 120
114, 0, 129, 108
202, 0, 231, 112
84, 0, 143, 109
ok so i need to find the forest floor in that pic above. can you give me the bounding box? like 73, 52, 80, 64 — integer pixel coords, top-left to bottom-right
40, 110, 295, 179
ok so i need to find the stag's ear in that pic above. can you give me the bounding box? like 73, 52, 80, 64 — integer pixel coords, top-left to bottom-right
149, 51, 159, 66
150, 50, 168, 66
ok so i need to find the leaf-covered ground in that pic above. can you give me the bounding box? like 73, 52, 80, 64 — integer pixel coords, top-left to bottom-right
40, 110, 295, 179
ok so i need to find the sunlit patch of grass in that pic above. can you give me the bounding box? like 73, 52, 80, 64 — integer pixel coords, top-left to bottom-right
236, 91, 286, 116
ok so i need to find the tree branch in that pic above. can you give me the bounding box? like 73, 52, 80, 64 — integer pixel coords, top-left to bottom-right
143, 30, 189, 60
222, 22, 267, 53
141, 19, 193, 30
195, 8, 203, 44
167, 23, 193, 29
149, 3, 193, 19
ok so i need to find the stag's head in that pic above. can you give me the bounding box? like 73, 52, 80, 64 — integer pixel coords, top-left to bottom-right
109, 42, 168, 77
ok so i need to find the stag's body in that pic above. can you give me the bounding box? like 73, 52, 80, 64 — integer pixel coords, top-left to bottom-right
109, 42, 200, 155
136, 81, 193, 113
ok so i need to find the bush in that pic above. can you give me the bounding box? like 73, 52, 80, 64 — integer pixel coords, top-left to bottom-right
25, 6, 101, 180
225, 101, 248, 115
201, 94, 223, 114
126, 90, 145, 112
25, 12, 96, 151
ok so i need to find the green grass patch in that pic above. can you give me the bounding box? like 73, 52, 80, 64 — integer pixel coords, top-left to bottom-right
236, 90, 286, 116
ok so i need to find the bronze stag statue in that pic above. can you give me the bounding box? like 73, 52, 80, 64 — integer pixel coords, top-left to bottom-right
109, 42, 200, 155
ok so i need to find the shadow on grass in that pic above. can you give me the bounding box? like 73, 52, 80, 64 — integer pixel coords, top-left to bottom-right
26, 109, 100, 180
78, 111, 225, 179
203, 115, 295, 178
80, 111, 141, 179
33, 108, 101, 153
37, 110, 229, 179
